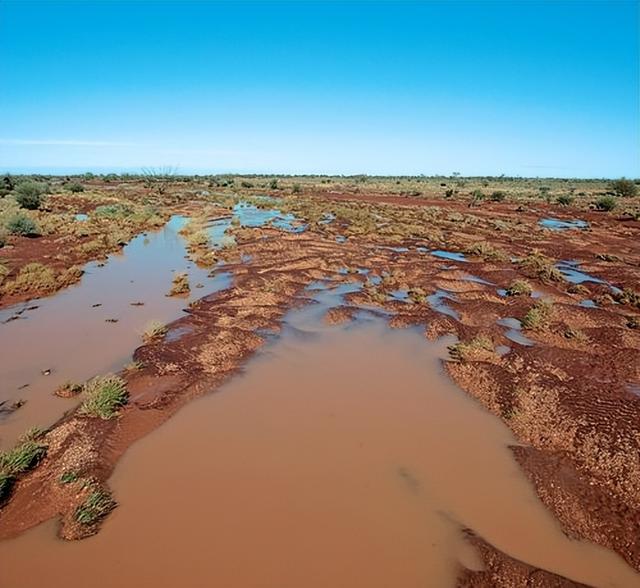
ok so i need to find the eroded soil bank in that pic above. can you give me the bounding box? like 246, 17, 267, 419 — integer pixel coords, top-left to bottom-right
1, 318, 638, 588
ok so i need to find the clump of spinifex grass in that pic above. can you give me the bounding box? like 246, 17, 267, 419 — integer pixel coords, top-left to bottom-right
521, 300, 554, 330
142, 320, 167, 342
79, 375, 128, 419
464, 241, 508, 261
0, 428, 47, 501
75, 488, 116, 526
505, 279, 532, 296
518, 251, 564, 283
448, 335, 495, 362
168, 272, 190, 296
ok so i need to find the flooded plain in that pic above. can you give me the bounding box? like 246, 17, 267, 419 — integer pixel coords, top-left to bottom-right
0, 216, 231, 448
1, 308, 638, 588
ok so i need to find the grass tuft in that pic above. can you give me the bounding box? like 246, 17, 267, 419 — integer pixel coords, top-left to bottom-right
521, 299, 554, 330
80, 375, 128, 419
505, 279, 532, 296
75, 489, 116, 525
142, 320, 167, 342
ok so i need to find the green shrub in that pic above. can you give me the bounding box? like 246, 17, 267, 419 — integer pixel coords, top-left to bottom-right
490, 190, 506, 202
15, 181, 48, 209
80, 375, 128, 419
292, 183, 302, 194
611, 178, 637, 198
6, 214, 39, 236
0, 174, 15, 197
66, 181, 85, 193
94, 203, 132, 218
595, 195, 616, 211
75, 489, 116, 525
556, 194, 574, 206
269, 179, 279, 190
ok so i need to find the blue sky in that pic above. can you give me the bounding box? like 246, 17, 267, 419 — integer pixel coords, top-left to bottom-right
0, 0, 638, 177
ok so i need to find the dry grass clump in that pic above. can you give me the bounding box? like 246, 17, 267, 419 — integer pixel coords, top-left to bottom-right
54, 381, 82, 398
521, 299, 553, 330
519, 251, 564, 283
142, 320, 167, 342
505, 279, 532, 296
79, 375, 128, 419
464, 241, 508, 261
1, 263, 82, 296
1, 262, 56, 294
168, 272, 190, 296
448, 335, 495, 362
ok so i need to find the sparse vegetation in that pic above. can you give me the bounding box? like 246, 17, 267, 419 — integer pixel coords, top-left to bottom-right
0, 428, 47, 501
6, 214, 39, 236
14, 181, 48, 210
611, 178, 637, 198
519, 251, 564, 283
75, 488, 116, 525
449, 335, 495, 362
80, 375, 128, 419
168, 272, 190, 296
505, 279, 532, 296
143, 320, 167, 342
595, 195, 616, 211
521, 299, 554, 330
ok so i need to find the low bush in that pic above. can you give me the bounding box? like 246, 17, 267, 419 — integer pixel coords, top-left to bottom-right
490, 190, 506, 202
15, 181, 48, 209
611, 178, 637, 198
5, 214, 39, 236
556, 194, 574, 206
80, 375, 128, 419
66, 181, 85, 193
595, 195, 616, 211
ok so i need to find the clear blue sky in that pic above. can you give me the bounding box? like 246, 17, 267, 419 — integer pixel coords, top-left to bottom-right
0, 0, 638, 177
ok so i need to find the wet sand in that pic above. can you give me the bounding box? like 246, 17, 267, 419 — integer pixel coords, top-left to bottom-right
1, 316, 638, 588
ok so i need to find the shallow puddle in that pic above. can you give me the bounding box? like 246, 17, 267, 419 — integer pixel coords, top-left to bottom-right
0, 217, 230, 448
539, 218, 588, 231
431, 250, 468, 263
0, 315, 638, 588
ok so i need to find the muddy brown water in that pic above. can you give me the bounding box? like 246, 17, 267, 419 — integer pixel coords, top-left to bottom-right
1, 313, 638, 588
0, 216, 231, 448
